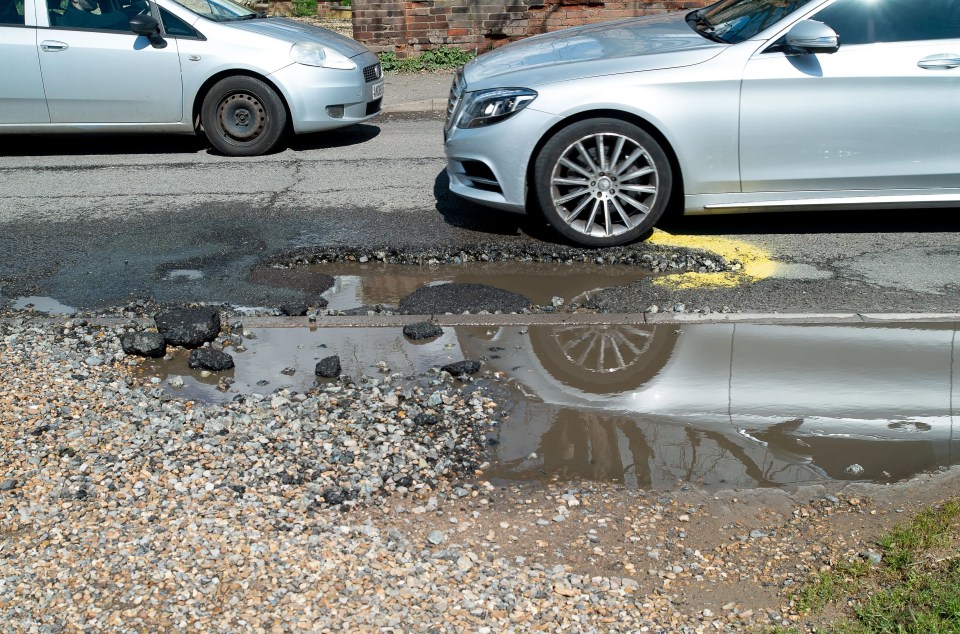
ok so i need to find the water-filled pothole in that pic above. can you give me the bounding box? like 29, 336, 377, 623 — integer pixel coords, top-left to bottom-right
310, 261, 651, 310
134, 321, 959, 490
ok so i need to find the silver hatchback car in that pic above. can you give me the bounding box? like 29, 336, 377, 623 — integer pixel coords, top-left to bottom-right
0, 0, 383, 155
444, 0, 960, 246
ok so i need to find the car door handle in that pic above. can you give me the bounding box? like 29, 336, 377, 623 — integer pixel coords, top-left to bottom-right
40, 40, 69, 52
917, 54, 960, 70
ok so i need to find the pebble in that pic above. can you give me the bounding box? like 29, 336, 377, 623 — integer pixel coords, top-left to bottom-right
0, 316, 925, 632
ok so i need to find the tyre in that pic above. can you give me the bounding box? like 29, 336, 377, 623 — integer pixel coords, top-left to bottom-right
534, 118, 673, 247
200, 76, 287, 157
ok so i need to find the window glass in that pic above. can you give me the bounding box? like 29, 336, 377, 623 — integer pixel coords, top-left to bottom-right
54, 0, 149, 31
0, 0, 25, 24
690, 0, 818, 44
170, 0, 258, 22
812, 0, 960, 45
160, 6, 197, 36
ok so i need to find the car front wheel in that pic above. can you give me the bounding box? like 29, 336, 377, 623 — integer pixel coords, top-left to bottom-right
200, 76, 287, 157
534, 118, 672, 247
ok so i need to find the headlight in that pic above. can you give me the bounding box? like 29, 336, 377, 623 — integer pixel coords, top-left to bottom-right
290, 42, 356, 70
454, 88, 537, 129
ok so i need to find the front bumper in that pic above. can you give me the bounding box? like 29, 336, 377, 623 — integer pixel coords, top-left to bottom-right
272, 52, 383, 134
444, 106, 560, 213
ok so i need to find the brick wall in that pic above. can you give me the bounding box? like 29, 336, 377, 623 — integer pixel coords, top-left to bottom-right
350, 0, 711, 57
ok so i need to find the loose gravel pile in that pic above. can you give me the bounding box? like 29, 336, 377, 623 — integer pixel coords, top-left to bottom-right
2, 317, 957, 632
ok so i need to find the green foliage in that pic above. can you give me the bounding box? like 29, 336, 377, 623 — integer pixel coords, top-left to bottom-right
290, 0, 316, 18
378, 46, 474, 73
878, 500, 960, 571
792, 559, 871, 614
339, 0, 350, 6
791, 499, 960, 633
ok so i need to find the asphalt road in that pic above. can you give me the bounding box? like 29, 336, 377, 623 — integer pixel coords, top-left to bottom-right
0, 112, 957, 315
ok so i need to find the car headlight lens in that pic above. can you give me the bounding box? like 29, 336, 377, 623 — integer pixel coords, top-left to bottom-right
290, 42, 356, 70
455, 88, 537, 129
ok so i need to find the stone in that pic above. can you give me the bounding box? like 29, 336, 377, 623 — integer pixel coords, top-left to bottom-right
440, 360, 481, 377
120, 331, 167, 358
315, 355, 341, 378
154, 307, 221, 348
278, 303, 308, 317
188, 349, 235, 372
402, 321, 443, 341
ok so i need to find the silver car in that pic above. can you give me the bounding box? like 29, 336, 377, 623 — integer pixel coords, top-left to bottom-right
0, 0, 383, 155
444, 0, 960, 246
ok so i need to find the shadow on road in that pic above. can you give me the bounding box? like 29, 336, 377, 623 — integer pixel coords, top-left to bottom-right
433, 169, 601, 245
0, 123, 382, 157
659, 206, 959, 236
0, 133, 207, 157
286, 124, 382, 152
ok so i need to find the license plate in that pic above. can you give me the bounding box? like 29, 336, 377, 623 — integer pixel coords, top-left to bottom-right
372, 81, 384, 100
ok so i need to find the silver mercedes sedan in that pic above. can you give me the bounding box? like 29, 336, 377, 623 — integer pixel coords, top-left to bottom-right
444, 0, 960, 246
0, 0, 383, 156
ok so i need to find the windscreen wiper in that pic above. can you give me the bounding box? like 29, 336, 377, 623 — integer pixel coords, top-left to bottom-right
686, 9, 727, 43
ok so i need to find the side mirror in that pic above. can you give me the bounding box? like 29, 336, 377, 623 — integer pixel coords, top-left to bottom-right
129, 14, 167, 49
784, 20, 839, 55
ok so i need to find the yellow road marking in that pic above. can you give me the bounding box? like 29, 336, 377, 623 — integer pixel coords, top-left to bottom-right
647, 230, 778, 289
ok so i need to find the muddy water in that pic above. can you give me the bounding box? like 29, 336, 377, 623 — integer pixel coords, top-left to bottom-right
309, 261, 650, 310
136, 321, 959, 490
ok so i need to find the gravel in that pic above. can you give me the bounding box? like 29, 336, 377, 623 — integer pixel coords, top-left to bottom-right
3, 316, 958, 631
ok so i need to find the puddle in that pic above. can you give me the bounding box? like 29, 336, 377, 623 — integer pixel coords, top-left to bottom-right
135, 321, 958, 490
310, 261, 649, 310
10, 296, 78, 315
163, 269, 205, 281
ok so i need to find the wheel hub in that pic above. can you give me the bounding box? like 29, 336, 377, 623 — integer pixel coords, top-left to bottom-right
218, 94, 265, 142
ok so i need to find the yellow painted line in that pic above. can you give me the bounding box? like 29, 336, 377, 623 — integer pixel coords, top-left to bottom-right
647, 229, 779, 289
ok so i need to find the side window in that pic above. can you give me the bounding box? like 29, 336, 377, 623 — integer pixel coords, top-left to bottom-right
0, 0, 25, 24
55, 0, 145, 31
159, 6, 198, 37
813, 0, 960, 46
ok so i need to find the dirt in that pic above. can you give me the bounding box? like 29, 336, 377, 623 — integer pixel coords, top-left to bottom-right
352, 466, 960, 629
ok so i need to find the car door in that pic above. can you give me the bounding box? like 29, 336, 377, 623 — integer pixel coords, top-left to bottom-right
0, 0, 52, 123
38, 0, 183, 123
739, 0, 960, 194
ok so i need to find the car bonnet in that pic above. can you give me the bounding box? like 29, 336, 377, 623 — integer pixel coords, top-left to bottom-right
463, 12, 724, 88
226, 17, 371, 57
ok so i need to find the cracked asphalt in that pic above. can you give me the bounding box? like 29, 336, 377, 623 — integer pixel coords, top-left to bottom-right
0, 113, 957, 315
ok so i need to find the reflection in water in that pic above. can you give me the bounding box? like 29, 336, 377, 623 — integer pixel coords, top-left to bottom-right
309, 261, 649, 311
463, 322, 958, 488
137, 321, 958, 489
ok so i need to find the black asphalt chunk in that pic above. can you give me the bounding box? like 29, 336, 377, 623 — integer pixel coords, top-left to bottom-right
440, 360, 482, 377
398, 283, 531, 315
315, 355, 341, 378
403, 321, 443, 341
120, 331, 167, 358
188, 348, 235, 372
278, 302, 309, 317
155, 307, 222, 349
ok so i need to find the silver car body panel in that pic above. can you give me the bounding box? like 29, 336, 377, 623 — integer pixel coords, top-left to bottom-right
445, 0, 960, 217
0, 0, 381, 136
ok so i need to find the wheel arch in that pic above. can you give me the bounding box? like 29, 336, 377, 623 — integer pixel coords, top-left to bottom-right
525, 109, 686, 221
192, 70, 293, 133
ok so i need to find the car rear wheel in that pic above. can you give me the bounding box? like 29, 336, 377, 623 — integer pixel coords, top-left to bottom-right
534, 118, 672, 247
201, 76, 287, 157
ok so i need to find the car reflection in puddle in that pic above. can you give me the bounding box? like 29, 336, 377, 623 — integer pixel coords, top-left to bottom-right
462, 322, 958, 488
137, 321, 958, 490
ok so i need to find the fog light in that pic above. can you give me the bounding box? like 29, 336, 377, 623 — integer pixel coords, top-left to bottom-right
326, 105, 344, 118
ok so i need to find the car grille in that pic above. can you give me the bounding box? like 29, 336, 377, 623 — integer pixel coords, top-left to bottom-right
366, 98, 382, 116
363, 63, 382, 83
445, 69, 465, 131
